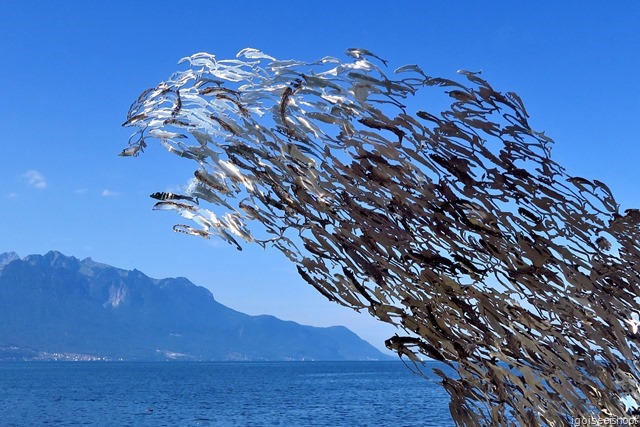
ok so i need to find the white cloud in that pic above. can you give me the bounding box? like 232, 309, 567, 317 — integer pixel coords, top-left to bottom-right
6, 192, 18, 198
101, 189, 120, 197
74, 188, 88, 194
206, 239, 224, 248
23, 170, 47, 189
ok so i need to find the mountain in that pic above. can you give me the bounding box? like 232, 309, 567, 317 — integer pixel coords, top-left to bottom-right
0, 251, 390, 361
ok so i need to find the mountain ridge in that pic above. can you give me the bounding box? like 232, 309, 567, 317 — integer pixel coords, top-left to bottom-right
0, 250, 390, 361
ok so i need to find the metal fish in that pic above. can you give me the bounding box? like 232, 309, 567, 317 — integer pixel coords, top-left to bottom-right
150, 192, 197, 204
122, 48, 640, 426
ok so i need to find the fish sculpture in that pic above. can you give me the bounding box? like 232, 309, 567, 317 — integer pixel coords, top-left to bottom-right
121, 48, 640, 426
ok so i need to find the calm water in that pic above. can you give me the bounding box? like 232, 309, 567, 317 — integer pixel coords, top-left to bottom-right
0, 361, 454, 426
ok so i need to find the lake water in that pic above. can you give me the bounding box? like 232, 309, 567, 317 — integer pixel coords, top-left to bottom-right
0, 361, 454, 426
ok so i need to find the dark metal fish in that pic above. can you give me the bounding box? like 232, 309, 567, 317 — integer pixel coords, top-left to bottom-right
150, 192, 197, 204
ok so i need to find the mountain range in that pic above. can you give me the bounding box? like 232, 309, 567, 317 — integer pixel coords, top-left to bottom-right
0, 251, 389, 361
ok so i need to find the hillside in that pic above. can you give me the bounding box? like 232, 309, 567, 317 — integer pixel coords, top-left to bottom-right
0, 251, 389, 361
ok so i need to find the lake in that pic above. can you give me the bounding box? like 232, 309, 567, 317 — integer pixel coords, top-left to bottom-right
0, 361, 454, 426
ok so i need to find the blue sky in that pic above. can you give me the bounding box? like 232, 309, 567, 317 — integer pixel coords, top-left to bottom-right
1, 1, 639, 352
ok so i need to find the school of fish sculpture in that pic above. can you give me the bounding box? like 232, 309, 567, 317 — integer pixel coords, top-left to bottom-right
121, 48, 640, 426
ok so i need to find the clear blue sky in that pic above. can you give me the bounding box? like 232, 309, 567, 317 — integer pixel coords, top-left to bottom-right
1, 1, 639, 352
